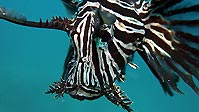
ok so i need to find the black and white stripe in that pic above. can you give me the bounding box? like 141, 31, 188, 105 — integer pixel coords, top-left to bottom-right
66, 5, 103, 99
63, 0, 147, 99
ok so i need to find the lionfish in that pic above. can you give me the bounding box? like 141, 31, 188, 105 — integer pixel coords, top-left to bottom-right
0, 0, 199, 111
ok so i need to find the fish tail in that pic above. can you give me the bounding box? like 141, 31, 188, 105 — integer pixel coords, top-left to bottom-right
138, 0, 199, 95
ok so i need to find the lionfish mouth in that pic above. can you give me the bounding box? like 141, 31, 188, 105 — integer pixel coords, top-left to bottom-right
65, 60, 103, 100
48, 80, 103, 100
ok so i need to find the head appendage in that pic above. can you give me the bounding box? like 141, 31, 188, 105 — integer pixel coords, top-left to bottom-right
0, 7, 74, 32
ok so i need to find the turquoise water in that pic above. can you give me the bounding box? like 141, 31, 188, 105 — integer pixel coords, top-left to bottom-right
0, 0, 198, 112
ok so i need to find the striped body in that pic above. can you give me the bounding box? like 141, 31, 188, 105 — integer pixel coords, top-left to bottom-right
63, 0, 147, 100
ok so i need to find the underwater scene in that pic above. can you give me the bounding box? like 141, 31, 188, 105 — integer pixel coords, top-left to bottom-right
0, 0, 199, 112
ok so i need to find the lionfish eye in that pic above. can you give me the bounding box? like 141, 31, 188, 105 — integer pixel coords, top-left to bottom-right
99, 6, 116, 25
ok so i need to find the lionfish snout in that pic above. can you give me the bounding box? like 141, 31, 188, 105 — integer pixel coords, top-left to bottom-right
46, 52, 102, 100
65, 57, 103, 100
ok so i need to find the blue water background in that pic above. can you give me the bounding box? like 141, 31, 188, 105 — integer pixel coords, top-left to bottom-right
0, 0, 198, 112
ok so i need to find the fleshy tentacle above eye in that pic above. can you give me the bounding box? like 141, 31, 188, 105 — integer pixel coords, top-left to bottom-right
138, 0, 199, 96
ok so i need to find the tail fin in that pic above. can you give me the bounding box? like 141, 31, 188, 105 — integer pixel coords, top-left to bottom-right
138, 0, 199, 95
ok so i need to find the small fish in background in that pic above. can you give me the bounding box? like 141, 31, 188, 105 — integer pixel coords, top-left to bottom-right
0, 0, 199, 111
